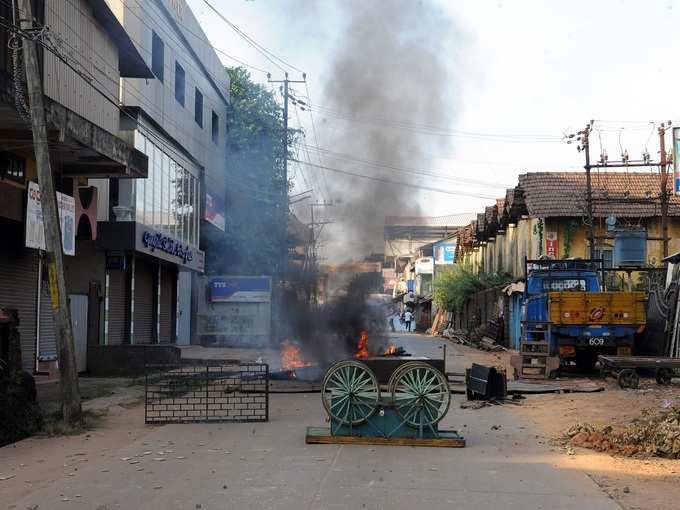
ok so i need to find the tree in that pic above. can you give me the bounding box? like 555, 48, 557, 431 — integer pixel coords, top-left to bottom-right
205, 67, 298, 276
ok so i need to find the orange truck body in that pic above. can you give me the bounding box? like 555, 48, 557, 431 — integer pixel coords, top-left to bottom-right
547, 291, 647, 326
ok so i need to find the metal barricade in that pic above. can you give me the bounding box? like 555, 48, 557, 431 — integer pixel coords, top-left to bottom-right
144, 362, 269, 424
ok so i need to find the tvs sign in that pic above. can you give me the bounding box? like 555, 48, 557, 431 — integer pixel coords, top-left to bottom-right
209, 277, 272, 303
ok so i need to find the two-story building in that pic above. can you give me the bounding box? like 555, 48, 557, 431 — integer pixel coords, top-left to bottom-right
95, 0, 229, 348
0, 0, 150, 374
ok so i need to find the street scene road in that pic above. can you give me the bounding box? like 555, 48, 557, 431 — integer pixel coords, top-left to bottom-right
2, 334, 623, 510
4, 2, 680, 510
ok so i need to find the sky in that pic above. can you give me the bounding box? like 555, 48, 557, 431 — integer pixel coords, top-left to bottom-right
186, 0, 680, 261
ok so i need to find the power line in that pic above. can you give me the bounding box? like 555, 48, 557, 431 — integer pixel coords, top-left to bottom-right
303, 81, 332, 201
291, 159, 501, 199
201, 0, 303, 75
297, 142, 513, 189
288, 94, 564, 141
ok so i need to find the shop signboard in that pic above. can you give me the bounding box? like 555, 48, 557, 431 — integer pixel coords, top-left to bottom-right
546, 231, 558, 259
433, 241, 457, 264
415, 257, 434, 275
136, 226, 204, 272
209, 276, 271, 303
25, 181, 75, 256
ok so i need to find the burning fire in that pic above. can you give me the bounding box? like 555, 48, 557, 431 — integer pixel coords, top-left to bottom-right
356, 330, 370, 359
384, 344, 398, 355
280, 340, 311, 371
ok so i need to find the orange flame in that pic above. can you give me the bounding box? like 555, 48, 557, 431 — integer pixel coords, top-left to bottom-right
280, 340, 311, 370
384, 344, 398, 355
355, 330, 370, 359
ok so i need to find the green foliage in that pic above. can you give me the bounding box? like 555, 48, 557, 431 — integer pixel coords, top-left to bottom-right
563, 220, 578, 258
433, 265, 513, 311
533, 219, 544, 255
205, 67, 299, 276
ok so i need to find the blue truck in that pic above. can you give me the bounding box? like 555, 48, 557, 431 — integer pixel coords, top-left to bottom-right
514, 259, 647, 377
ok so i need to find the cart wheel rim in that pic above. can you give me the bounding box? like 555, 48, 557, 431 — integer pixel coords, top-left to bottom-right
321, 360, 380, 425
390, 362, 450, 427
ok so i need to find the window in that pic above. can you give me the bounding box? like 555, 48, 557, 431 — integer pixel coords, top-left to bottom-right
151, 31, 164, 82
174, 62, 185, 106
0, 151, 26, 184
211, 111, 219, 143
194, 89, 203, 127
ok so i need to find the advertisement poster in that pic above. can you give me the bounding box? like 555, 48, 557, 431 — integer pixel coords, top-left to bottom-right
546, 231, 558, 259
25, 181, 76, 256
415, 257, 434, 275
433, 241, 457, 264
204, 191, 226, 231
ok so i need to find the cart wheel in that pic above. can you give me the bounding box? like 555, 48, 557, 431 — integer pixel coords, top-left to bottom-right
617, 369, 639, 389
656, 368, 673, 386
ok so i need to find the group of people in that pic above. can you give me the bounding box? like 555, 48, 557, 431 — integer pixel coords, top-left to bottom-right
388, 308, 414, 333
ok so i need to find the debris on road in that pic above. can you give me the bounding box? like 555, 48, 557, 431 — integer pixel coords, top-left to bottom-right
563, 407, 680, 459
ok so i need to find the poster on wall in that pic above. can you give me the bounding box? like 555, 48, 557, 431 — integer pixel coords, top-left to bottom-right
546, 231, 558, 259
204, 191, 226, 231
434, 241, 457, 264
25, 181, 76, 256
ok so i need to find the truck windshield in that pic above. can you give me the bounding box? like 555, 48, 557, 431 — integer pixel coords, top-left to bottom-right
542, 279, 587, 291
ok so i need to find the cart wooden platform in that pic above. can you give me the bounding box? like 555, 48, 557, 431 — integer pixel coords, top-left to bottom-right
598, 355, 680, 389
305, 427, 465, 447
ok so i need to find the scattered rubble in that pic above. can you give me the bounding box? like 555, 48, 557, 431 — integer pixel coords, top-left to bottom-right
563, 407, 680, 459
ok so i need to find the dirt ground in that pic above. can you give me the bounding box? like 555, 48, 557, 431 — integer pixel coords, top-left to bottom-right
510, 376, 680, 510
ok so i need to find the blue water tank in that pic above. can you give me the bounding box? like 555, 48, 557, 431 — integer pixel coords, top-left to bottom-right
613, 230, 647, 267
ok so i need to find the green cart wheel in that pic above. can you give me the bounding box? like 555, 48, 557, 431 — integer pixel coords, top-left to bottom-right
321, 360, 380, 425
389, 362, 451, 428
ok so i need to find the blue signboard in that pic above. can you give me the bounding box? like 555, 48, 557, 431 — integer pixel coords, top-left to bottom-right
209, 277, 271, 302
434, 241, 457, 264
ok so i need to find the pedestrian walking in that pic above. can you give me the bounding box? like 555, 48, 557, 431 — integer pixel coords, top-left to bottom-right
404, 310, 413, 332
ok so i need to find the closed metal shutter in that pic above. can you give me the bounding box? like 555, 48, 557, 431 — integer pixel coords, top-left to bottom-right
159, 266, 176, 344
38, 270, 57, 360
133, 259, 154, 344
0, 247, 38, 372
107, 269, 128, 345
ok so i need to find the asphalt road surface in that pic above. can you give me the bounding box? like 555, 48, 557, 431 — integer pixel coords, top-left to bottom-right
1, 333, 620, 510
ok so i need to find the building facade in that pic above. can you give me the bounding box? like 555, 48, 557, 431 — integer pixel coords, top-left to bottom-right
95, 0, 229, 347
458, 172, 680, 279
0, 0, 150, 373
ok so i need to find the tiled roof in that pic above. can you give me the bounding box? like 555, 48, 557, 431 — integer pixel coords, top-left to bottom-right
384, 213, 477, 227
518, 171, 680, 218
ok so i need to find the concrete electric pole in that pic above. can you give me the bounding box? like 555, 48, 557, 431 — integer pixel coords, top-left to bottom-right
20, 0, 81, 424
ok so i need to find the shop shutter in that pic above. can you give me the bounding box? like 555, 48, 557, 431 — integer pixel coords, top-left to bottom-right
107, 269, 128, 345
0, 247, 38, 372
38, 273, 57, 360
158, 266, 176, 344
133, 259, 154, 344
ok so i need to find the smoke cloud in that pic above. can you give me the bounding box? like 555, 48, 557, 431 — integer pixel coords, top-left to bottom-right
319, 0, 460, 261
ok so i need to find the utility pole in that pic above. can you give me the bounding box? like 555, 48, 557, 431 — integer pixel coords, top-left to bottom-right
20, 0, 81, 424
308, 201, 333, 306
659, 122, 671, 258
576, 120, 669, 261
580, 122, 596, 259
267, 72, 307, 278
